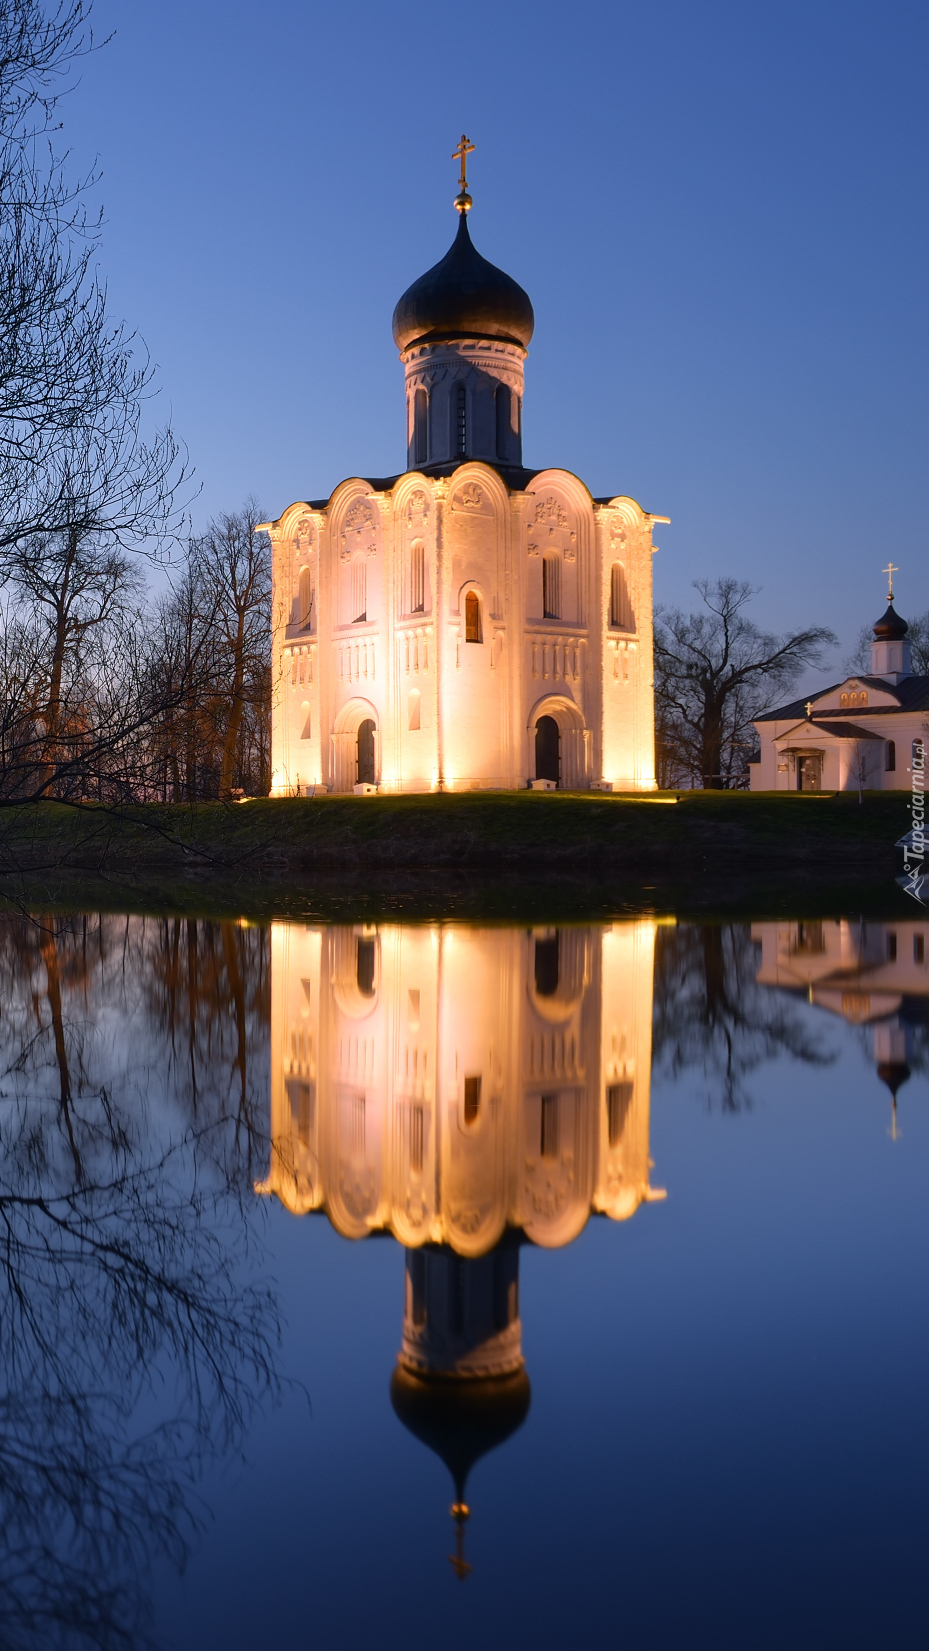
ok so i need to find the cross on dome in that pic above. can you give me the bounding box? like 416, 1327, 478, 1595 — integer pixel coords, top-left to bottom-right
452, 133, 475, 213
883, 561, 898, 600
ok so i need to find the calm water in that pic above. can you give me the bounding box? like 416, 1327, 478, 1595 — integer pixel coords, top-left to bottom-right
0, 911, 925, 1650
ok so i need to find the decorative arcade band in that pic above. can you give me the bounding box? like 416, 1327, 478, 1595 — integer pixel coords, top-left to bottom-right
256, 920, 664, 1574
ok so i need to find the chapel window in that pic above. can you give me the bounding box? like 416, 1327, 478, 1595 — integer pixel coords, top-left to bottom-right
352, 557, 366, 623
885, 740, 895, 772
410, 1105, 424, 1174
456, 383, 467, 456
463, 1075, 481, 1126
465, 590, 482, 642
492, 1252, 517, 1331
409, 1250, 426, 1326
408, 687, 421, 731
298, 564, 314, 630
410, 540, 425, 612
449, 1256, 466, 1333
285, 1077, 315, 1145
356, 935, 376, 996
540, 1094, 559, 1159
413, 388, 428, 465
534, 932, 559, 996
610, 562, 630, 629
543, 552, 562, 620
914, 934, 925, 964
887, 932, 897, 962
607, 1081, 633, 1148
495, 383, 510, 460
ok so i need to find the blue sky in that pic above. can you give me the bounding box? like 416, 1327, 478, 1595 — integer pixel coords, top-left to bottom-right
63, 0, 927, 667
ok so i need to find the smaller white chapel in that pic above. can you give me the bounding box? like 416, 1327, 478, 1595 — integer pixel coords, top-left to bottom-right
262, 139, 666, 796
751, 579, 929, 791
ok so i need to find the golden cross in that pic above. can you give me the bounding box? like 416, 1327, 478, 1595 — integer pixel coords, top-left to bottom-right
452, 133, 475, 193
805, 700, 813, 719
883, 561, 898, 600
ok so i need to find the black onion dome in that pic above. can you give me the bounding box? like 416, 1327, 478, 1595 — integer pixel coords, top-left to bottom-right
873, 601, 909, 640
392, 213, 534, 352
390, 1365, 531, 1502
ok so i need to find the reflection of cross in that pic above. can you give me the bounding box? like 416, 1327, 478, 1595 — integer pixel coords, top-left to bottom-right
447, 1501, 472, 1582
883, 561, 898, 600
805, 700, 813, 718
452, 134, 475, 193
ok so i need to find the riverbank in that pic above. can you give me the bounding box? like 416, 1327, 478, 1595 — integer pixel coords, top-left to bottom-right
0, 791, 909, 921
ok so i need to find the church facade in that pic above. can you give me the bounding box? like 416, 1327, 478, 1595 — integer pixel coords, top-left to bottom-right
750, 592, 929, 792
263, 149, 666, 795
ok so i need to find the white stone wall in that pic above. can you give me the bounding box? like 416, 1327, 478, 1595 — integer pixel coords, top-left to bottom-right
267, 461, 659, 794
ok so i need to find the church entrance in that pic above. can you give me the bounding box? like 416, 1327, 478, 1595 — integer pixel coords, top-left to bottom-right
535, 715, 560, 784
797, 754, 822, 791
357, 718, 376, 785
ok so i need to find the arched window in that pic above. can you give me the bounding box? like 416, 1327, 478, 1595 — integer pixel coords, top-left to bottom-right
535, 715, 560, 782
408, 687, 421, 730
534, 932, 559, 996
885, 740, 896, 772
540, 1094, 559, 1159
456, 383, 467, 456
495, 384, 510, 460
543, 552, 561, 620
413, 388, 428, 465
357, 718, 376, 783
356, 936, 376, 996
301, 703, 312, 740
465, 590, 482, 642
298, 564, 314, 631
410, 540, 425, 612
352, 557, 366, 623
607, 1081, 633, 1148
610, 563, 630, 628
463, 1075, 481, 1125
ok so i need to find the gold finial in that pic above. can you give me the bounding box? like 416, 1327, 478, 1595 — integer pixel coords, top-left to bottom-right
452, 133, 475, 213
804, 699, 813, 719
883, 561, 898, 601
448, 1501, 472, 1581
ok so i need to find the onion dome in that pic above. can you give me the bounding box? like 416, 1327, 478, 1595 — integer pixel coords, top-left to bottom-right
877, 1060, 911, 1100
390, 1364, 531, 1503
392, 212, 534, 352
873, 602, 909, 640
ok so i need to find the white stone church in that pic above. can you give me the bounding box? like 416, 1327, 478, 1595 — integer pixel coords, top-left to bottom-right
263, 145, 666, 795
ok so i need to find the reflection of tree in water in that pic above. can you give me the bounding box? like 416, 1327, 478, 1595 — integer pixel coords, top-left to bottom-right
0, 913, 278, 1649
653, 923, 835, 1111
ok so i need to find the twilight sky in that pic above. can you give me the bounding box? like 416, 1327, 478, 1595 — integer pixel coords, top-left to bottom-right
63, 0, 927, 666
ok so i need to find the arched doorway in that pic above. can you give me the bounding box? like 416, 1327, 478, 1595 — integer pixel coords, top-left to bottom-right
357, 719, 376, 785
535, 715, 560, 784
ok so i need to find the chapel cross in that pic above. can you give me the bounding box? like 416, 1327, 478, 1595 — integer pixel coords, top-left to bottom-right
452, 133, 475, 194
805, 700, 813, 719
883, 561, 898, 601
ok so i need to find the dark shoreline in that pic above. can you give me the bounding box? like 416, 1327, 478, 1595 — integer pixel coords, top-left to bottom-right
0, 792, 911, 923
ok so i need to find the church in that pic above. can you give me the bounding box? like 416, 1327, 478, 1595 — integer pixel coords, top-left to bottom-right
263, 139, 666, 795
750, 581, 929, 791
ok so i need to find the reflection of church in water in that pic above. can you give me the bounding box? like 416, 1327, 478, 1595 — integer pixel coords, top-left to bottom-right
257, 921, 663, 1571
753, 918, 929, 1131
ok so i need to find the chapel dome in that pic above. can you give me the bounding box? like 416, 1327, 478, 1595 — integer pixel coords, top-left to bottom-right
873, 601, 908, 641
392, 212, 535, 352
389, 1364, 531, 1500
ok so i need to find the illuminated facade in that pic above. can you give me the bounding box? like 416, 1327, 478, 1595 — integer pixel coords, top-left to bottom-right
262, 154, 666, 795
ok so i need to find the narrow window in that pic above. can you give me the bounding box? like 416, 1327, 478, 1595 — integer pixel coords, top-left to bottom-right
463, 1074, 481, 1125
413, 388, 428, 465
409, 1250, 426, 1326
410, 1105, 424, 1174
465, 590, 482, 642
408, 687, 421, 730
492, 1252, 513, 1331
356, 935, 376, 995
449, 1256, 465, 1333
301, 704, 312, 740
543, 552, 562, 619
456, 383, 467, 456
352, 557, 366, 623
885, 740, 896, 772
410, 540, 425, 612
408, 988, 420, 1029
298, 564, 314, 630
607, 1081, 633, 1147
914, 934, 925, 963
349, 1093, 366, 1153
286, 1078, 316, 1144
540, 1094, 559, 1159
534, 933, 559, 996
887, 932, 897, 962
495, 383, 510, 460
610, 563, 630, 629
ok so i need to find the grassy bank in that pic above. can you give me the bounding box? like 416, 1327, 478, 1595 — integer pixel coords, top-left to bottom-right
0, 790, 909, 922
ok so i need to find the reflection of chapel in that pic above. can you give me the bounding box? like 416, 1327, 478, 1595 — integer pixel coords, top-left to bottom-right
262, 140, 666, 795
257, 918, 664, 1569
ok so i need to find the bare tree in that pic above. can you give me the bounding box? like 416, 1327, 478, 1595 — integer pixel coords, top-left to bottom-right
654, 579, 836, 789
191, 501, 271, 800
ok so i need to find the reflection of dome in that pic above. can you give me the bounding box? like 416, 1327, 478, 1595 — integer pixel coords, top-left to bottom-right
392, 213, 534, 352
872, 602, 908, 640
876, 1060, 911, 1099
390, 1364, 531, 1503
